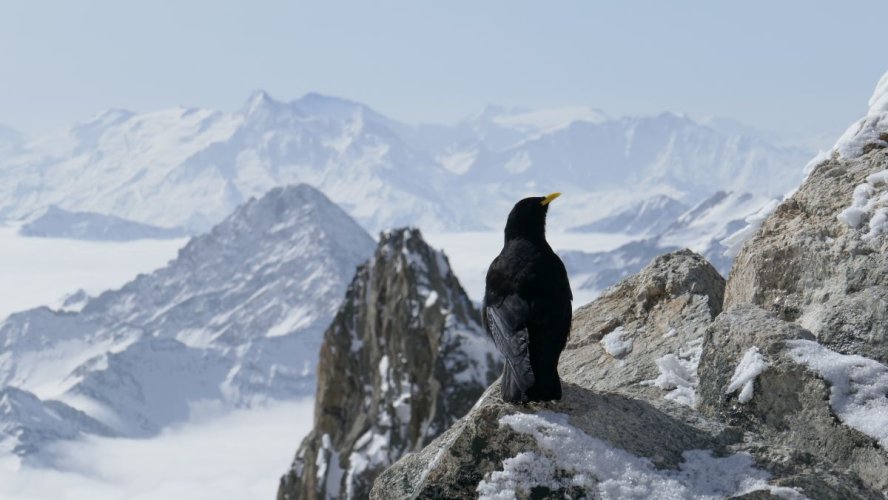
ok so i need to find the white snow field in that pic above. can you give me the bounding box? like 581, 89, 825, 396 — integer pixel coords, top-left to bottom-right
0, 224, 187, 321
0, 399, 314, 500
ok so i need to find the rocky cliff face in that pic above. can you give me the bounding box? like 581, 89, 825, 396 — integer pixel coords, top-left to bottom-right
277, 228, 498, 500
370, 73, 888, 499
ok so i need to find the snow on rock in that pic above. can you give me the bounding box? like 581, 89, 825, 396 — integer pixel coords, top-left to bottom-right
836, 169, 888, 238
477, 411, 803, 500
835, 71, 888, 159
600, 326, 632, 358
0, 184, 375, 455
786, 339, 888, 448
642, 337, 703, 407
725, 346, 769, 404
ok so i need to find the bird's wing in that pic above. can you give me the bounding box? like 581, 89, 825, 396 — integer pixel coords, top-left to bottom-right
484, 294, 535, 394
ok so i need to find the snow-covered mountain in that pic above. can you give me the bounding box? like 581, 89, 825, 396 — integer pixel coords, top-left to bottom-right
20, 206, 188, 241
0, 93, 813, 234
561, 191, 771, 291
0, 184, 375, 455
568, 195, 689, 236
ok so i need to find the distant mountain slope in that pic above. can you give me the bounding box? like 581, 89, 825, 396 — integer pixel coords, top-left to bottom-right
561, 191, 771, 291
569, 195, 689, 236
0, 184, 375, 455
0, 93, 812, 233
20, 206, 188, 241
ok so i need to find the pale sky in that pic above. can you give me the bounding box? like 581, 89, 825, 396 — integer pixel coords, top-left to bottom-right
1, 1, 885, 139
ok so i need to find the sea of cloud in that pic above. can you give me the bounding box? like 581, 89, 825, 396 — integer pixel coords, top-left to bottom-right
0, 399, 315, 500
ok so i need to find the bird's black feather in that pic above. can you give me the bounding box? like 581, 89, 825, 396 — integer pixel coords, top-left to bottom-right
483, 195, 572, 403
483, 295, 535, 402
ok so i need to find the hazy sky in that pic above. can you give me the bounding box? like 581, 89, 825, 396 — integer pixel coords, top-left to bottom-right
1, 1, 886, 138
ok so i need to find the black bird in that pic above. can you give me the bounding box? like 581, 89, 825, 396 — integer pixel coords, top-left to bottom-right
483, 192, 572, 403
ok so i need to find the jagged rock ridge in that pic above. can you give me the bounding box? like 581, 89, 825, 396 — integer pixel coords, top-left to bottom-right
278, 228, 498, 500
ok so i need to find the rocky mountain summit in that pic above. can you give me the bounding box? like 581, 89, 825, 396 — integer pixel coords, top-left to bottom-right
370, 74, 888, 499
278, 228, 498, 500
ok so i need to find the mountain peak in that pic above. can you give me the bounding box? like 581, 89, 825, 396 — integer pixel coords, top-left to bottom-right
278, 227, 496, 499
242, 89, 283, 116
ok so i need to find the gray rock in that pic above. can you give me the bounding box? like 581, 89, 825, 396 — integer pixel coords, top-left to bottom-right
561, 250, 723, 409
698, 305, 888, 494
278, 228, 498, 500
725, 149, 888, 363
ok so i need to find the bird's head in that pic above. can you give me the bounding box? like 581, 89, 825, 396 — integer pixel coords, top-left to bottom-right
504, 192, 560, 242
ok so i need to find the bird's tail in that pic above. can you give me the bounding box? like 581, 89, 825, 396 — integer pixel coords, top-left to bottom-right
500, 360, 534, 403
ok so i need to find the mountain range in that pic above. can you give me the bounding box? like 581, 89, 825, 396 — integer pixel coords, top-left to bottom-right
0, 92, 813, 234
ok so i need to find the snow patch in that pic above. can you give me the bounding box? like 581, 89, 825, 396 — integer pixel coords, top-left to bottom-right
837, 170, 888, 239
726, 347, 769, 404
786, 340, 888, 447
641, 337, 703, 407
600, 326, 632, 358
477, 411, 805, 500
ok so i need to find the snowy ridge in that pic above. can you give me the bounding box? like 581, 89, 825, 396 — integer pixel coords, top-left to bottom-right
0, 184, 375, 455
835, 71, 888, 159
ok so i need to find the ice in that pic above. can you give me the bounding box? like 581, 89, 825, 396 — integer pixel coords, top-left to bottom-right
477, 411, 804, 499
726, 347, 768, 404
786, 340, 888, 448
600, 326, 632, 358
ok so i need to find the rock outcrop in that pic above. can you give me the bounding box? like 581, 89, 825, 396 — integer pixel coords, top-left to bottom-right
277, 228, 498, 500
725, 147, 888, 363
370, 72, 888, 499
373, 251, 882, 499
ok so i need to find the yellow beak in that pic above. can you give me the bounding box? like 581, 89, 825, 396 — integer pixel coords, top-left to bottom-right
540, 192, 561, 206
